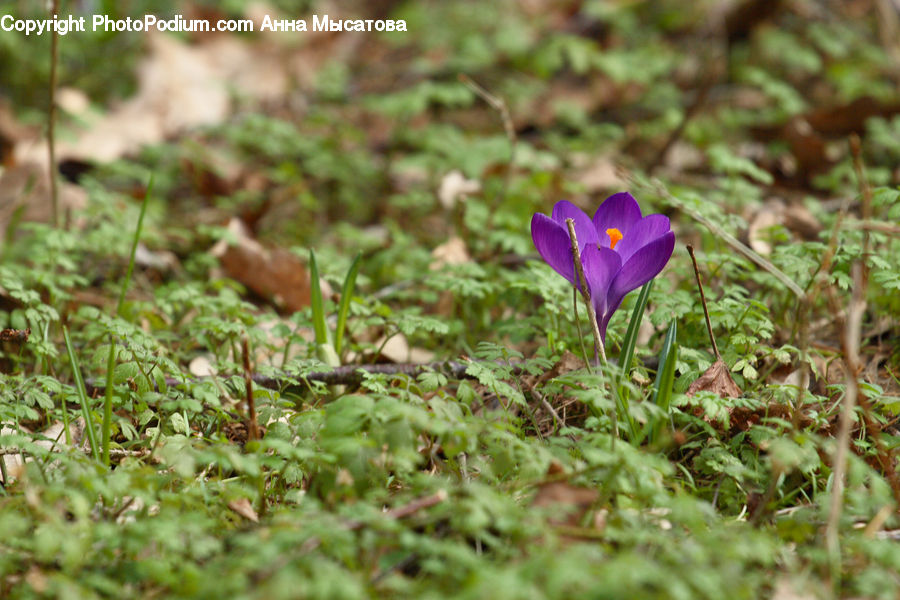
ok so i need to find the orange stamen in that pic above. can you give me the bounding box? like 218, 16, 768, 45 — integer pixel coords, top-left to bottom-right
606, 227, 623, 249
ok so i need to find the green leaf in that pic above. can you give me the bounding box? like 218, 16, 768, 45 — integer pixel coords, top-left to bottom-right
619, 280, 653, 375
63, 326, 100, 462
649, 319, 678, 443
334, 252, 361, 357
308, 249, 329, 346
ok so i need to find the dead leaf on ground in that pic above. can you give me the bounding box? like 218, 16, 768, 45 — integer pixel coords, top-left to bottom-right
752, 96, 900, 184
189, 355, 217, 377
438, 170, 480, 209
210, 217, 315, 312
571, 154, 625, 194
746, 201, 783, 255
430, 236, 471, 270
532, 463, 604, 533
135, 242, 181, 273
0, 99, 35, 166
2, 420, 85, 483
769, 577, 820, 600
686, 359, 742, 398
16, 31, 292, 166
376, 333, 435, 364
228, 498, 259, 523
0, 161, 88, 230
746, 198, 822, 255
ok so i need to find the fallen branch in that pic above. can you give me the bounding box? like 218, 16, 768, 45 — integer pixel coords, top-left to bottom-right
84, 359, 526, 396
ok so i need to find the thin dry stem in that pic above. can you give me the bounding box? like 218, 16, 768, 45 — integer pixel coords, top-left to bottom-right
300, 490, 449, 555
384, 489, 448, 520
573, 288, 592, 373
565, 218, 606, 364
651, 180, 805, 298
48, 0, 61, 228
458, 74, 517, 208
823, 137, 900, 585
241, 337, 259, 442
825, 262, 865, 577
686, 245, 720, 361
850, 134, 872, 277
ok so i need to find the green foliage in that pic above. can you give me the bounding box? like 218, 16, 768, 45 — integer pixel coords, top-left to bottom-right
1, 1, 899, 598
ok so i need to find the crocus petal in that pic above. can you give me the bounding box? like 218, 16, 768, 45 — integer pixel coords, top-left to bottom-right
531, 213, 577, 284
551, 200, 600, 248
592, 192, 643, 247
582, 245, 622, 320
612, 214, 671, 264
605, 231, 676, 322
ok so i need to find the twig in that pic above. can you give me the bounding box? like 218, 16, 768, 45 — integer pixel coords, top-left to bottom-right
85, 357, 664, 399
458, 74, 517, 208
651, 179, 805, 298
382, 489, 448, 520
823, 136, 900, 590
843, 219, 900, 235
301, 490, 448, 554
242, 336, 265, 517
686, 245, 720, 360
565, 219, 606, 364
750, 465, 784, 524
48, 0, 61, 229
573, 288, 592, 372
824, 261, 865, 585
241, 337, 259, 442
0, 446, 149, 458
850, 135, 873, 273
85, 360, 525, 395
532, 388, 564, 433
875, 0, 900, 68
845, 139, 900, 502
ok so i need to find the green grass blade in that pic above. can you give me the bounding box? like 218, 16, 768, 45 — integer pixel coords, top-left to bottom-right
308, 249, 329, 346
652, 319, 677, 405
649, 319, 678, 442
102, 178, 151, 466
611, 378, 638, 442
114, 176, 152, 317
614, 280, 653, 442
619, 280, 653, 375
63, 326, 100, 462
334, 252, 361, 357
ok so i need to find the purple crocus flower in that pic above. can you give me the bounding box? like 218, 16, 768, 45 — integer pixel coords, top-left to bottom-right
531, 192, 675, 341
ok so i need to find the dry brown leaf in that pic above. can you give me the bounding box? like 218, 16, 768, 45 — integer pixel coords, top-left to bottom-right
56, 87, 91, 116
438, 170, 480, 209
686, 359, 742, 398
747, 201, 782, 255
376, 334, 435, 364
0, 161, 88, 229
210, 217, 313, 312
571, 154, 624, 193
532, 463, 602, 531
2, 420, 85, 483
0, 100, 35, 166
430, 237, 470, 270
781, 201, 821, 239
769, 578, 819, 600
228, 498, 259, 523
189, 355, 217, 377
135, 242, 180, 273
15, 27, 297, 167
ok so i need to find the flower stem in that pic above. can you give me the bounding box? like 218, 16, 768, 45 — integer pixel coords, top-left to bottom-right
565, 219, 606, 364
572, 288, 593, 373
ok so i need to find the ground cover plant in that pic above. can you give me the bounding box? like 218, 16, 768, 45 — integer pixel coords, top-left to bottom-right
1, 0, 900, 597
